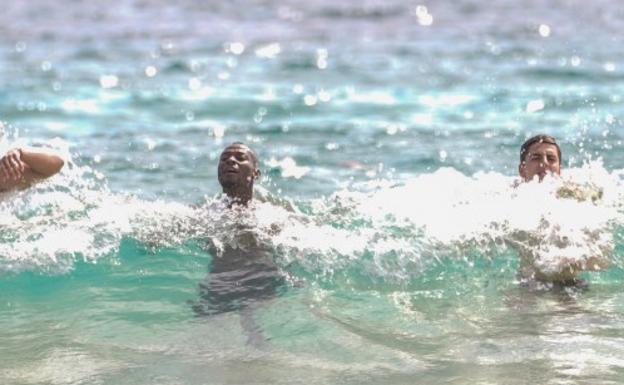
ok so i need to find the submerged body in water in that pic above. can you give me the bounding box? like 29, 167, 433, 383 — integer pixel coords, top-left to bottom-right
192, 223, 286, 316
514, 135, 611, 285
194, 143, 287, 316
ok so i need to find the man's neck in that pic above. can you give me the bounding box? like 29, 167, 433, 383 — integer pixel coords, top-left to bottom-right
222, 186, 253, 207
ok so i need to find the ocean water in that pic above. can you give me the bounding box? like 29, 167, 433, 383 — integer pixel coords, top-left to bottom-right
2, 0, 624, 384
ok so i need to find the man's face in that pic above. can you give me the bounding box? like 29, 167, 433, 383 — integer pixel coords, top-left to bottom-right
217, 145, 259, 189
519, 142, 561, 182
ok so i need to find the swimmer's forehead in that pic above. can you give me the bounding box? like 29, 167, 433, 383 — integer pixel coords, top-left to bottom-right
520, 135, 561, 162
220, 144, 257, 161
221, 144, 252, 153
526, 142, 559, 155
222, 144, 250, 152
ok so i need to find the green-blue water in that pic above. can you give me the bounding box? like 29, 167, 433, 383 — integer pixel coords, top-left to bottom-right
2, 0, 624, 384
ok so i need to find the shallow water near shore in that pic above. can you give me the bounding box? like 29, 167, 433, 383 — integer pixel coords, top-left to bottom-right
2, 0, 624, 384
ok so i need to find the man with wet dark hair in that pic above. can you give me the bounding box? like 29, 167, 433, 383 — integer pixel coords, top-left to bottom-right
513, 134, 609, 285
518, 134, 561, 182
217, 142, 260, 206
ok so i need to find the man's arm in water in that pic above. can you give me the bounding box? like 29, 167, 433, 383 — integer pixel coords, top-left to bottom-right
507, 229, 611, 284
0, 147, 64, 191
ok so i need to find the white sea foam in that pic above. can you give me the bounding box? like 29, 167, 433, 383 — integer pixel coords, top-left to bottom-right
0, 150, 622, 283
279, 161, 623, 282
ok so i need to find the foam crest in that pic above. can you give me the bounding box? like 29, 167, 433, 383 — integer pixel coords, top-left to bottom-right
270, 187, 428, 283
0, 141, 198, 273
1, 144, 622, 285
291, 162, 624, 282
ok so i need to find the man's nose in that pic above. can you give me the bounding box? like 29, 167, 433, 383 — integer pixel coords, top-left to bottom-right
225, 156, 237, 165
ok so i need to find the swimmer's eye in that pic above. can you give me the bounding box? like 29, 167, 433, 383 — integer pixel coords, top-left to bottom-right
528, 154, 557, 163
220, 153, 248, 161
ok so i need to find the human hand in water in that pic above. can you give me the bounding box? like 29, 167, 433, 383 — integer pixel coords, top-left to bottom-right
0, 148, 26, 182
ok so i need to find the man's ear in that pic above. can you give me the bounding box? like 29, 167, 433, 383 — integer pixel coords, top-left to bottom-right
518, 162, 525, 179
253, 169, 261, 180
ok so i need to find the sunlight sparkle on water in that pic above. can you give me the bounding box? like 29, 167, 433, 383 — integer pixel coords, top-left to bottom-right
61, 99, 100, 114
255, 43, 281, 59
99, 75, 119, 89
258, 87, 276, 101
212, 123, 226, 138
41, 61, 52, 72
304, 94, 318, 106
293, 84, 304, 94
143, 137, 156, 151
145, 66, 157, 77
605, 114, 615, 124
226, 57, 237, 68
318, 90, 331, 102
188, 78, 202, 91
43, 122, 71, 132
526, 99, 545, 113
411, 113, 433, 125
538, 24, 551, 37
384, 123, 406, 136
197, 120, 226, 138
347, 89, 396, 105
267, 157, 310, 179
225, 42, 245, 55
571, 56, 581, 66
317, 49, 328, 70
180, 85, 214, 101
15, 41, 26, 52
415, 5, 433, 26
419, 94, 474, 107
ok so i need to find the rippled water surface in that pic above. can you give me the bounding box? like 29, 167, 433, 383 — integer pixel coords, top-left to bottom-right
2, 0, 624, 384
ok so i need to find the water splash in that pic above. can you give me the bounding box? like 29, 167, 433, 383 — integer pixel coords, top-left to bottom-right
271, 162, 624, 284
1, 146, 622, 287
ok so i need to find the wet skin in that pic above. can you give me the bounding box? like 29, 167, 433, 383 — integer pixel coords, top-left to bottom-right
217, 144, 260, 205
194, 143, 283, 317
519, 142, 561, 182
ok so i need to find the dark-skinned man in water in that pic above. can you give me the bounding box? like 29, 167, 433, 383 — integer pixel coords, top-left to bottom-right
194, 143, 285, 347
513, 134, 609, 286
217, 142, 260, 207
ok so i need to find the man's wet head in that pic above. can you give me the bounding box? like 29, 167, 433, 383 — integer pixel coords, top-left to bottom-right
519, 134, 561, 182
217, 142, 260, 205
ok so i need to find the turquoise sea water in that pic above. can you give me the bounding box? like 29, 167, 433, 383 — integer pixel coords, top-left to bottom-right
3, 0, 624, 384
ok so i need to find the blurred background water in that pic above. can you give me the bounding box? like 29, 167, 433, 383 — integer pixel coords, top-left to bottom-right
2, 0, 624, 384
